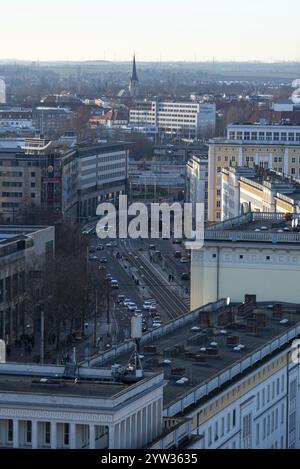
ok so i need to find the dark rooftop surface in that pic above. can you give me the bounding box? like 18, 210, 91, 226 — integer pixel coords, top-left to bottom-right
0, 374, 130, 399
105, 301, 300, 407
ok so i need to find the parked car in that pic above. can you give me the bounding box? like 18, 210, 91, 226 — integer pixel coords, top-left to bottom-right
111, 280, 119, 289
89, 247, 95, 253
180, 257, 188, 264
127, 302, 138, 311
117, 295, 126, 304
96, 244, 104, 251
123, 298, 132, 306
88, 255, 98, 261
152, 322, 162, 328
100, 257, 108, 263
181, 272, 190, 281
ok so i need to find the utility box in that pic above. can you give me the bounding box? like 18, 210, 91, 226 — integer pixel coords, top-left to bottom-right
0, 340, 6, 363
131, 316, 142, 339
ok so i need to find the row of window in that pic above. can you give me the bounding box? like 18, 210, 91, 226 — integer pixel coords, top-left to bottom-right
228, 130, 300, 142
205, 409, 236, 447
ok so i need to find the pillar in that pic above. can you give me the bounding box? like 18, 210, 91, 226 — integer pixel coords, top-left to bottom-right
13, 420, 19, 448
51, 422, 57, 449
89, 425, 95, 449
70, 423, 76, 449
32, 420, 38, 449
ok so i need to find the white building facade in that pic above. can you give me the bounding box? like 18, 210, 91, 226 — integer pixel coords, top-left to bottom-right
130, 100, 216, 138
190, 212, 300, 310
185, 347, 300, 449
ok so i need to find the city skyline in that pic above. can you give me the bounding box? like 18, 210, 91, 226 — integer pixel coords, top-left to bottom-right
1, 0, 300, 62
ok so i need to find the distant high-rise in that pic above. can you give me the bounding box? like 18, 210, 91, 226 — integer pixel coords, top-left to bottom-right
0, 78, 6, 104
129, 54, 139, 98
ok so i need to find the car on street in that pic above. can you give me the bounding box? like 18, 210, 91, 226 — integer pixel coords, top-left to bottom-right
127, 302, 138, 311
117, 295, 125, 304
111, 280, 119, 289
123, 298, 132, 306
174, 251, 182, 258
152, 322, 162, 328
100, 257, 108, 263
88, 255, 98, 261
181, 272, 190, 281
180, 257, 188, 263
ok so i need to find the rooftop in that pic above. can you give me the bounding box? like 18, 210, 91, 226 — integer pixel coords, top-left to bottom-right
205, 212, 300, 245
100, 298, 300, 415
0, 363, 162, 403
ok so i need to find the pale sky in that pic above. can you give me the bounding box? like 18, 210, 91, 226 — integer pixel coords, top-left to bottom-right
1, 0, 300, 62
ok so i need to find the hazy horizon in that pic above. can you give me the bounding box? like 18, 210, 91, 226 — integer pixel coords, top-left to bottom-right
2, 0, 300, 63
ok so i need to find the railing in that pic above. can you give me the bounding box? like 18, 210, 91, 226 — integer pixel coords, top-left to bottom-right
205, 212, 300, 244
204, 229, 300, 244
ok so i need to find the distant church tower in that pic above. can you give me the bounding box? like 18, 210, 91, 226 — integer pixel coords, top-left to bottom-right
129, 53, 139, 98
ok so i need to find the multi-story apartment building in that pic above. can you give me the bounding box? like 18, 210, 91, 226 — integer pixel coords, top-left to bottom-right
130, 100, 216, 138
0, 225, 54, 346
186, 154, 209, 221
84, 297, 300, 449
0, 109, 34, 134
222, 166, 300, 220
208, 122, 300, 222
190, 212, 300, 310
32, 107, 74, 137
0, 138, 129, 223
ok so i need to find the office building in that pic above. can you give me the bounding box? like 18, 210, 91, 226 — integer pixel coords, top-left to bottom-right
130, 100, 216, 139
222, 166, 300, 220
0, 138, 128, 223
208, 122, 300, 222
0, 225, 54, 346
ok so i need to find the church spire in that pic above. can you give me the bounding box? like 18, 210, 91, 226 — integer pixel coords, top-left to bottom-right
131, 53, 138, 82
129, 53, 139, 97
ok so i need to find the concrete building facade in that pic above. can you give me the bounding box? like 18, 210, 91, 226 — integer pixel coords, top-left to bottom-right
208, 123, 300, 222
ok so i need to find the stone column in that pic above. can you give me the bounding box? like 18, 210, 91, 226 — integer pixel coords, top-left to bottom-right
13, 420, 19, 448
70, 423, 76, 449
108, 425, 115, 449
32, 420, 38, 449
50, 422, 57, 449
89, 425, 95, 449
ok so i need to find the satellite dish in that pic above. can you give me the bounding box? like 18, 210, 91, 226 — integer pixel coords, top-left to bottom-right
0, 340, 6, 363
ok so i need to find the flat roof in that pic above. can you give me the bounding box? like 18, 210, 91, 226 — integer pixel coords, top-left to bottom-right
104, 301, 300, 409
205, 212, 300, 245
0, 365, 161, 401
